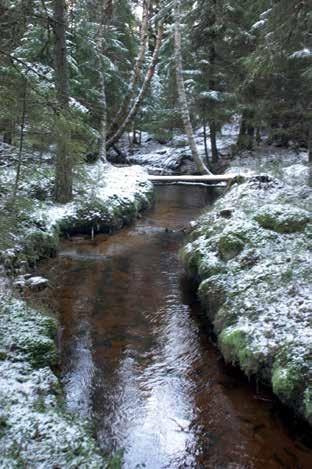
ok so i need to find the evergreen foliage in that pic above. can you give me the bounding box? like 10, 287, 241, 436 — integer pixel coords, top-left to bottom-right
0, 0, 311, 196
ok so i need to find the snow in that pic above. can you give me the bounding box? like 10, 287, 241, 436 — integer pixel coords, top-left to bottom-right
27, 276, 49, 288
69, 97, 89, 114
199, 90, 224, 101
290, 48, 312, 59
182, 150, 312, 423
251, 19, 267, 31
0, 156, 154, 466
37, 163, 153, 232
115, 122, 237, 176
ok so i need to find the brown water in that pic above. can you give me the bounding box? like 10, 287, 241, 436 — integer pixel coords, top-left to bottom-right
38, 186, 312, 468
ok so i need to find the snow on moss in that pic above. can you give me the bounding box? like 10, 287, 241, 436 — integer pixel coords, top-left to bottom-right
0, 297, 104, 467
37, 164, 153, 235
181, 173, 312, 424
0, 158, 153, 466
0, 162, 153, 271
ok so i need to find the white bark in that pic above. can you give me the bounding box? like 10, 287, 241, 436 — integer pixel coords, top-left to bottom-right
174, 0, 211, 175
106, 20, 164, 147
95, 1, 111, 164
110, 0, 151, 131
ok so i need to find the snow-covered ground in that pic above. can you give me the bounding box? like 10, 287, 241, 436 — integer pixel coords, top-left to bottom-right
181, 147, 312, 424
0, 159, 153, 272
0, 155, 153, 467
111, 123, 237, 175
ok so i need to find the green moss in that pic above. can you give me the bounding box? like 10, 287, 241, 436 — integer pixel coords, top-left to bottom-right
180, 245, 203, 277
219, 327, 259, 375
198, 277, 227, 322
228, 175, 246, 187
255, 205, 310, 233
22, 335, 57, 368
218, 233, 244, 261
0, 300, 58, 368
272, 366, 301, 401
198, 254, 225, 278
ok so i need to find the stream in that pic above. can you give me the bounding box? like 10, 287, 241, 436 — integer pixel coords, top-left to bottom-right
37, 186, 312, 468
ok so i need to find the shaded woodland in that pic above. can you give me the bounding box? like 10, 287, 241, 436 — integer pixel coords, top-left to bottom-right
0, 0, 311, 202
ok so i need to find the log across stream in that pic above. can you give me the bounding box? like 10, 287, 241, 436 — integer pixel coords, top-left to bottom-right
36, 186, 312, 468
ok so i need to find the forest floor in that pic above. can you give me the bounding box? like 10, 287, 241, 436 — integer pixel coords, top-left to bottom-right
0, 152, 153, 467
0, 128, 311, 465
108, 122, 238, 174
180, 143, 312, 426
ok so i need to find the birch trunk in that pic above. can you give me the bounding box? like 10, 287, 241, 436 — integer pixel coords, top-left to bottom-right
54, 0, 73, 203
106, 21, 164, 148
97, 65, 108, 163
309, 125, 312, 164
95, 0, 112, 164
110, 0, 150, 133
174, 0, 210, 175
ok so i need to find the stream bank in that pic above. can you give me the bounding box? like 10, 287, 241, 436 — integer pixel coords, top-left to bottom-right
181, 149, 312, 426
34, 185, 312, 468
0, 160, 153, 467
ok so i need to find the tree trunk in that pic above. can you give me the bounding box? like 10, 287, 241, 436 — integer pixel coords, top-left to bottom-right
237, 114, 247, 148
203, 121, 209, 165
174, 0, 210, 175
237, 110, 254, 150
95, 8, 108, 164
309, 125, 312, 164
106, 20, 164, 148
53, 0, 72, 203
98, 66, 108, 163
210, 120, 218, 163
208, 6, 218, 163
94, 1, 114, 164
110, 0, 150, 133
11, 78, 27, 205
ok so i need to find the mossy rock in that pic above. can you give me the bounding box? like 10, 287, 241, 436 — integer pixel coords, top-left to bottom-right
180, 244, 203, 277
218, 233, 245, 261
219, 327, 259, 375
198, 253, 225, 278
272, 365, 302, 402
59, 200, 113, 236
19, 335, 58, 368
198, 276, 227, 314
255, 204, 311, 233
0, 301, 58, 369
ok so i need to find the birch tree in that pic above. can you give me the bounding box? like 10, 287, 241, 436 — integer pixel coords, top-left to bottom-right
173, 0, 211, 175
106, 18, 164, 148
110, 0, 151, 134
94, 0, 113, 164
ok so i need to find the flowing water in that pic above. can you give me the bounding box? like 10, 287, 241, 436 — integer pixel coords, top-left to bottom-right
37, 186, 312, 468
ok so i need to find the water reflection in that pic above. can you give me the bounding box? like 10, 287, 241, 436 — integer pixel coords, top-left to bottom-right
38, 186, 312, 468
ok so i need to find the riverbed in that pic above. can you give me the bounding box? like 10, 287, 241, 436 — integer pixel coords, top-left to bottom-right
36, 185, 312, 468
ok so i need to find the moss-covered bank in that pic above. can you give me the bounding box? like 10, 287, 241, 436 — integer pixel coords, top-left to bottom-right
0, 297, 105, 467
181, 174, 312, 425
0, 163, 154, 467
0, 164, 154, 274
